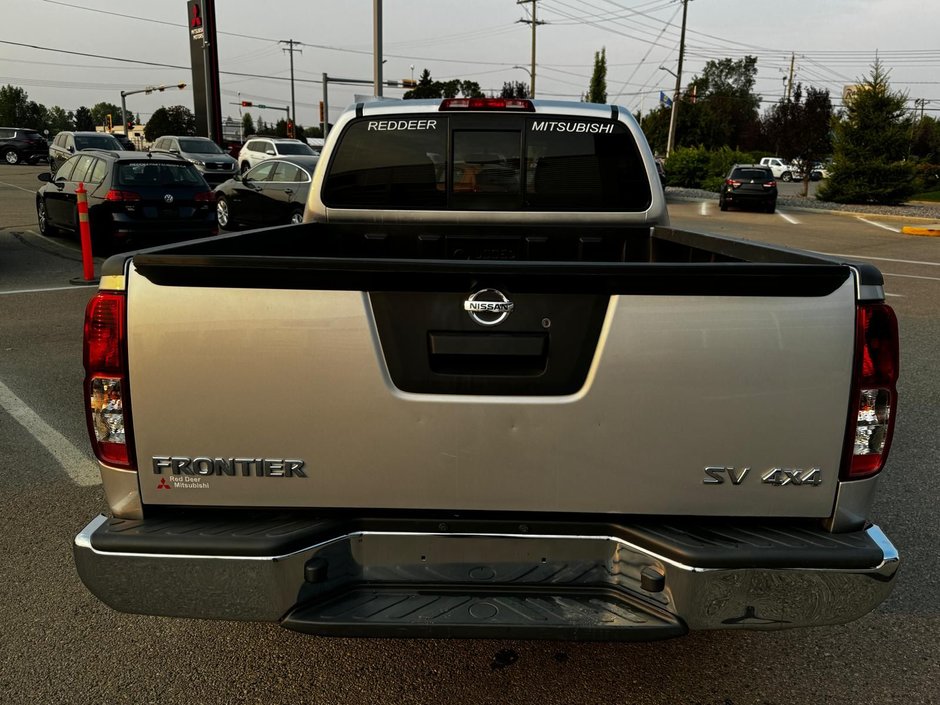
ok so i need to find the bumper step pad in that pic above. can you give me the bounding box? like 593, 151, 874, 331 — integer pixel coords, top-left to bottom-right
282, 586, 685, 640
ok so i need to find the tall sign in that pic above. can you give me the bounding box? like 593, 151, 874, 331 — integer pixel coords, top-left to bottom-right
186, 0, 222, 143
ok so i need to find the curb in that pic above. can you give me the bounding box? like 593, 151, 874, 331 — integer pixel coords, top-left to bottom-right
901, 224, 940, 237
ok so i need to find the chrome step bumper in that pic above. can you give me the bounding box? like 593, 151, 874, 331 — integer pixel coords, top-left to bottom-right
74, 514, 899, 639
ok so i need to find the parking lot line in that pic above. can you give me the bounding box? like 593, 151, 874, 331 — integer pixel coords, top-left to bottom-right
0, 285, 96, 296
815, 252, 940, 267
0, 379, 100, 486
0, 180, 35, 193
777, 211, 800, 225
856, 217, 901, 233
699, 201, 709, 216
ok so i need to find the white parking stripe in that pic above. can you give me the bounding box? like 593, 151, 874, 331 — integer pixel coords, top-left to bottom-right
856, 217, 901, 233
0, 180, 34, 193
815, 252, 940, 267
0, 285, 96, 296
700, 201, 709, 216
777, 211, 800, 225
0, 379, 100, 486
883, 272, 940, 283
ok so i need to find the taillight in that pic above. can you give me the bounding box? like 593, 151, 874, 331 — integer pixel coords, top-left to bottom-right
726, 179, 741, 188
83, 291, 135, 470
763, 180, 777, 188
841, 303, 899, 480
440, 98, 534, 111
194, 190, 214, 203
105, 189, 141, 202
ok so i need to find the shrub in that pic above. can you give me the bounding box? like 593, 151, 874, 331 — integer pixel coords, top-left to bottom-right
664, 146, 710, 188
818, 161, 917, 205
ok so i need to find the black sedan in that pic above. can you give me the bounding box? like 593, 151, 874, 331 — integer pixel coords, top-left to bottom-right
36, 150, 216, 253
214, 155, 319, 230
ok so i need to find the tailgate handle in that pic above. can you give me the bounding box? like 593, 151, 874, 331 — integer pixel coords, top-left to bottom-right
428, 332, 548, 376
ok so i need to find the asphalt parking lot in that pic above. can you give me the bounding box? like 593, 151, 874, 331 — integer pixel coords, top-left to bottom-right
1, 163, 939, 704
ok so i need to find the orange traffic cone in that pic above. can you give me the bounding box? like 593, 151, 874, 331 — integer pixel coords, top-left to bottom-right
71, 181, 98, 284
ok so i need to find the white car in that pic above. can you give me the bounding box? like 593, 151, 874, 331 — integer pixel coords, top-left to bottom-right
236, 137, 316, 174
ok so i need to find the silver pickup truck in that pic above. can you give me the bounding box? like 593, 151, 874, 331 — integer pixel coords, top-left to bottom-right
74, 98, 900, 641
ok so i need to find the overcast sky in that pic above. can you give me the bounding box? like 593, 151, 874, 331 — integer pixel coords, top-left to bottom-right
2, 0, 939, 131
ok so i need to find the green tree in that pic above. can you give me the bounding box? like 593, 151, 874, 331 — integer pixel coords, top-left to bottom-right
403, 70, 484, 100
0, 84, 29, 125
404, 69, 437, 99
90, 102, 123, 130
143, 105, 196, 141
585, 48, 607, 104
684, 56, 761, 150
46, 106, 74, 134
761, 84, 833, 195
910, 114, 939, 162
819, 61, 916, 204
73, 105, 96, 131
500, 81, 529, 99
640, 104, 671, 155
241, 112, 255, 137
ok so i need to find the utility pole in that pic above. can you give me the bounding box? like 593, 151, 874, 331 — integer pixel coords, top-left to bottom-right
517, 0, 545, 97
666, 0, 689, 157
785, 52, 796, 102
279, 39, 303, 132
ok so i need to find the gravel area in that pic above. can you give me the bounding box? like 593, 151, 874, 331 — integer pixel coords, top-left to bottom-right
666, 187, 940, 221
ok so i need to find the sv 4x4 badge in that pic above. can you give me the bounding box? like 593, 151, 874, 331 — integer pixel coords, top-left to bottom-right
703, 466, 822, 486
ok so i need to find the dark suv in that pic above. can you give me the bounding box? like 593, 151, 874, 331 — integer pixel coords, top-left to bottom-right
48, 131, 123, 172
718, 164, 777, 213
0, 127, 48, 165
36, 150, 216, 252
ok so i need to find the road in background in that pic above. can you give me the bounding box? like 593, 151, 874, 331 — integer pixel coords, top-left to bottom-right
0, 180, 938, 704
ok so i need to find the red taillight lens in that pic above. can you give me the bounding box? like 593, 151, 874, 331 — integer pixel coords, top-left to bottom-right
842, 303, 899, 480
194, 190, 214, 203
763, 180, 777, 188
84, 292, 135, 470
726, 179, 741, 188
105, 189, 141, 202
440, 98, 534, 111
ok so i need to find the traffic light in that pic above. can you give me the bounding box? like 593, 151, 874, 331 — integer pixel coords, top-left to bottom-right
287, 120, 294, 138
240, 101, 253, 107
126, 120, 134, 133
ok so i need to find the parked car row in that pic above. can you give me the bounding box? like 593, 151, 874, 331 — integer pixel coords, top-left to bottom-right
33, 134, 320, 253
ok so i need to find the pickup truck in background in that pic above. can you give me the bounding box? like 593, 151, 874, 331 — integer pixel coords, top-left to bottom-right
74, 98, 900, 641
759, 156, 795, 182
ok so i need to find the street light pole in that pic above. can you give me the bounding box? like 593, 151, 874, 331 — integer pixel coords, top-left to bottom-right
512, 65, 533, 96
374, 0, 383, 97
119, 83, 186, 142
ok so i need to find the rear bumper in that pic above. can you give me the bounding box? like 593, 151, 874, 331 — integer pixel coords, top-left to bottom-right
74, 514, 899, 640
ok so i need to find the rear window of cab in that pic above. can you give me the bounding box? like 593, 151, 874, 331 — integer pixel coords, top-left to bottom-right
322, 115, 652, 212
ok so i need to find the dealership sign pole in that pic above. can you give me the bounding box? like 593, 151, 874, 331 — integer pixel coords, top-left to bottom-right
186, 0, 223, 144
